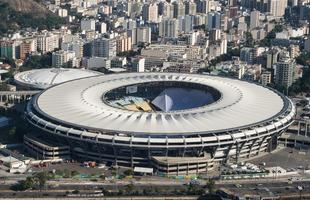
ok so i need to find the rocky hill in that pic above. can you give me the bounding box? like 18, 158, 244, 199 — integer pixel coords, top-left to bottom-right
0, 0, 65, 35
0, 0, 48, 15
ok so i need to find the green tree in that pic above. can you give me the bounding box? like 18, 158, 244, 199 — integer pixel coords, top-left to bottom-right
0, 2, 66, 36
123, 169, 134, 176
19, 177, 35, 190
63, 169, 71, 178
124, 183, 134, 195
23, 54, 52, 70
289, 67, 310, 95
34, 172, 49, 190
296, 53, 310, 66
206, 178, 216, 194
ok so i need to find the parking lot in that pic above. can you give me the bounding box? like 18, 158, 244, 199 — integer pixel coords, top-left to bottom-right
250, 147, 310, 170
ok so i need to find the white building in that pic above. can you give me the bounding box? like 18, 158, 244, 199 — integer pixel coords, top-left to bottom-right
36, 33, 59, 54
61, 41, 84, 59
52, 50, 76, 68
132, 57, 145, 72
81, 19, 96, 31
58, 8, 68, 17
250, 10, 260, 30
136, 27, 151, 44
268, 0, 288, 17
261, 71, 272, 86
275, 53, 296, 89
159, 18, 179, 38
82, 57, 111, 69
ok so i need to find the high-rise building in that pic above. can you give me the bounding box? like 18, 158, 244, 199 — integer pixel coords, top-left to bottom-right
99, 22, 107, 34
37, 33, 59, 54
289, 44, 300, 59
136, 27, 151, 44
196, 0, 211, 14
131, 57, 145, 72
268, 0, 288, 17
207, 11, 221, 30
260, 71, 272, 86
275, 53, 296, 89
173, 1, 186, 18
0, 41, 15, 59
61, 41, 84, 59
158, 1, 174, 18
210, 29, 221, 41
304, 37, 310, 52
20, 39, 37, 60
185, 1, 197, 15
240, 47, 256, 64
92, 37, 116, 58
116, 36, 132, 53
250, 10, 260, 29
228, 0, 237, 7
52, 50, 76, 68
159, 18, 179, 38
228, 6, 238, 18
179, 15, 194, 33
54, 0, 60, 6
57, 8, 68, 17
81, 19, 96, 31
142, 3, 158, 23
266, 48, 279, 69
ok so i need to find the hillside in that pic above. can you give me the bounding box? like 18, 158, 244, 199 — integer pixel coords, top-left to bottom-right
0, 0, 65, 35
0, 0, 47, 15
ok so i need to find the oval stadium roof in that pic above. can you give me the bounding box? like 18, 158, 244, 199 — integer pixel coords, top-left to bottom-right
14, 68, 102, 89
34, 73, 289, 135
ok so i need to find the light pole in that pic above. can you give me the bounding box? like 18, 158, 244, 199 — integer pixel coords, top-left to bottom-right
298, 185, 303, 200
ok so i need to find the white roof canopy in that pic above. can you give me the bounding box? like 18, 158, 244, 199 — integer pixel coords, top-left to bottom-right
35, 73, 287, 135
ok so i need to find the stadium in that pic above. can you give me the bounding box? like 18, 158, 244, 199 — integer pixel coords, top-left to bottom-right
14, 68, 102, 90
24, 73, 296, 175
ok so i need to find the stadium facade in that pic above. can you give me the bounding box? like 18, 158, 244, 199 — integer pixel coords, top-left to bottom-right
24, 73, 295, 175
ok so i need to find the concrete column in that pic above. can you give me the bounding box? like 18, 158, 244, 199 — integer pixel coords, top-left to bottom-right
248, 139, 258, 158
257, 136, 268, 155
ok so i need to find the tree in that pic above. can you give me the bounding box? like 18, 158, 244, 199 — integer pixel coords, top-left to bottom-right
72, 189, 79, 194
0, 83, 10, 91
206, 178, 216, 194
289, 67, 310, 95
186, 183, 204, 195
23, 53, 52, 70
18, 177, 35, 190
34, 172, 49, 190
71, 170, 79, 177
296, 53, 310, 66
123, 169, 134, 176
124, 184, 134, 195
0, 2, 66, 36
63, 169, 71, 178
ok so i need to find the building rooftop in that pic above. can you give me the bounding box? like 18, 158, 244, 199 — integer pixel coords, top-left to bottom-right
14, 68, 102, 89
32, 73, 292, 135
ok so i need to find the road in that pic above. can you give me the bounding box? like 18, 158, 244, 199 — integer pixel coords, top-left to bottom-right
1, 176, 310, 198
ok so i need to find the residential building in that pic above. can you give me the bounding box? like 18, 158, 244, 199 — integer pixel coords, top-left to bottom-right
92, 37, 116, 58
